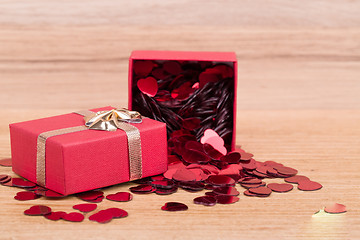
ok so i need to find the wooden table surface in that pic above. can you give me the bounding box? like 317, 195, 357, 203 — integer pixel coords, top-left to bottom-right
0, 1, 359, 239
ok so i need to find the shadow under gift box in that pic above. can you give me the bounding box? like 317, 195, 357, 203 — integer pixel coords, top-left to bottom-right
9, 106, 168, 195
128, 50, 237, 150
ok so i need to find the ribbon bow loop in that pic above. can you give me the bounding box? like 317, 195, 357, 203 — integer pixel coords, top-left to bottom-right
84, 108, 142, 131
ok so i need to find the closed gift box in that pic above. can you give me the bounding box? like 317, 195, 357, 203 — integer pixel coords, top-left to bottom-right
9, 106, 167, 195
128, 50, 237, 150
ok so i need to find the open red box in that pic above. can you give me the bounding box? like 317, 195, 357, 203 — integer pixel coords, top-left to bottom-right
128, 50, 237, 150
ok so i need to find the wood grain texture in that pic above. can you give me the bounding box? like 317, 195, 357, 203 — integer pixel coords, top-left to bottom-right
0, 1, 359, 239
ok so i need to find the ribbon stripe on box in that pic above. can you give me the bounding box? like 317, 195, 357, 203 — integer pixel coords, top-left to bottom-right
36, 108, 143, 187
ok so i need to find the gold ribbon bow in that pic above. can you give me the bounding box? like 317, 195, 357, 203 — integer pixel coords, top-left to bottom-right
36, 108, 143, 188
84, 108, 142, 131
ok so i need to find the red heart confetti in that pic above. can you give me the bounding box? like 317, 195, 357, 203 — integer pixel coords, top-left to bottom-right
324, 203, 347, 214
14, 191, 40, 201
106, 192, 133, 202
24, 205, 51, 216
62, 212, 84, 222
207, 175, 235, 186
215, 195, 239, 204
163, 61, 182, 75
89, 208, 128, 223
297, 180, 323, 191
129, 184, 155, 194
137, 77, 158, 97
213, 186, 239, 196
284, 175, 310, 184
76, 190, 104, 202
249, 186, 272, 196
133, 60, 155, 77
178, 181, 205, 192
105, 208, 128, 218
44, 211, 66, 221
243, 189, 258, 197
73, 203, 97, 213
155, 186, 178, 195
89, 210, 114, 224
161, 202, 188, 212
0, 158, 12, 167
172, 168, 197, 182
220, 152, 241, 164
11, 178, 36, 188
267, 183, 294, 193
193, 196, 217, 206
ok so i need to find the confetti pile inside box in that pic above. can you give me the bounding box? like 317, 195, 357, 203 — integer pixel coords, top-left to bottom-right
0, 50, 344, 224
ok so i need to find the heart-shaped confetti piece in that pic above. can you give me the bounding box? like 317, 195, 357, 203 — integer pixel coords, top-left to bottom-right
284, 175, 310, 184
267, 183, 294, 193
200, 129, 219, 144
129, 184, 155, 194
163, 61, 182, 75
89, 208, 128, 224
220, 152, 241, 164
77, 190, 104, 201
137, 77, 158, 97
73, 203, 97, 212
0, 158, 12, 167
0, 175, 11, 184
44, 211, 66, 221
133, 60, 155, 77
155, 186, 178, 195
215, 195, 239, 204
172, 168, 197, 182
297, 180, 322, 191
207, 175, 235, 186
62, 212, 84, 222
24, 205, 51, 216
106, 192, 133, 202
324, 203, 347, 214
14, 191, 40, 201
200, 129, 227, 155
161, 202, 188, 212
12, 178, 36, 188
213, 186, 239, 196
249, 186, 272, 196
194, 196, 217, 206
89, 210, 113, 224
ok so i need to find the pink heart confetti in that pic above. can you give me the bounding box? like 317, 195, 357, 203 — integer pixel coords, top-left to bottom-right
324, 203, 347, 214
0, 158, 12, 167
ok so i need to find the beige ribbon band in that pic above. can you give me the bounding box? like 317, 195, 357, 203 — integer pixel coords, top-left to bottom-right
36, 109, 143, 187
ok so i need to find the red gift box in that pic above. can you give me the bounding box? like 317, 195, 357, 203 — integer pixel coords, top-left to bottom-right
9, 106, 167, 195
128, 50, 237, 150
